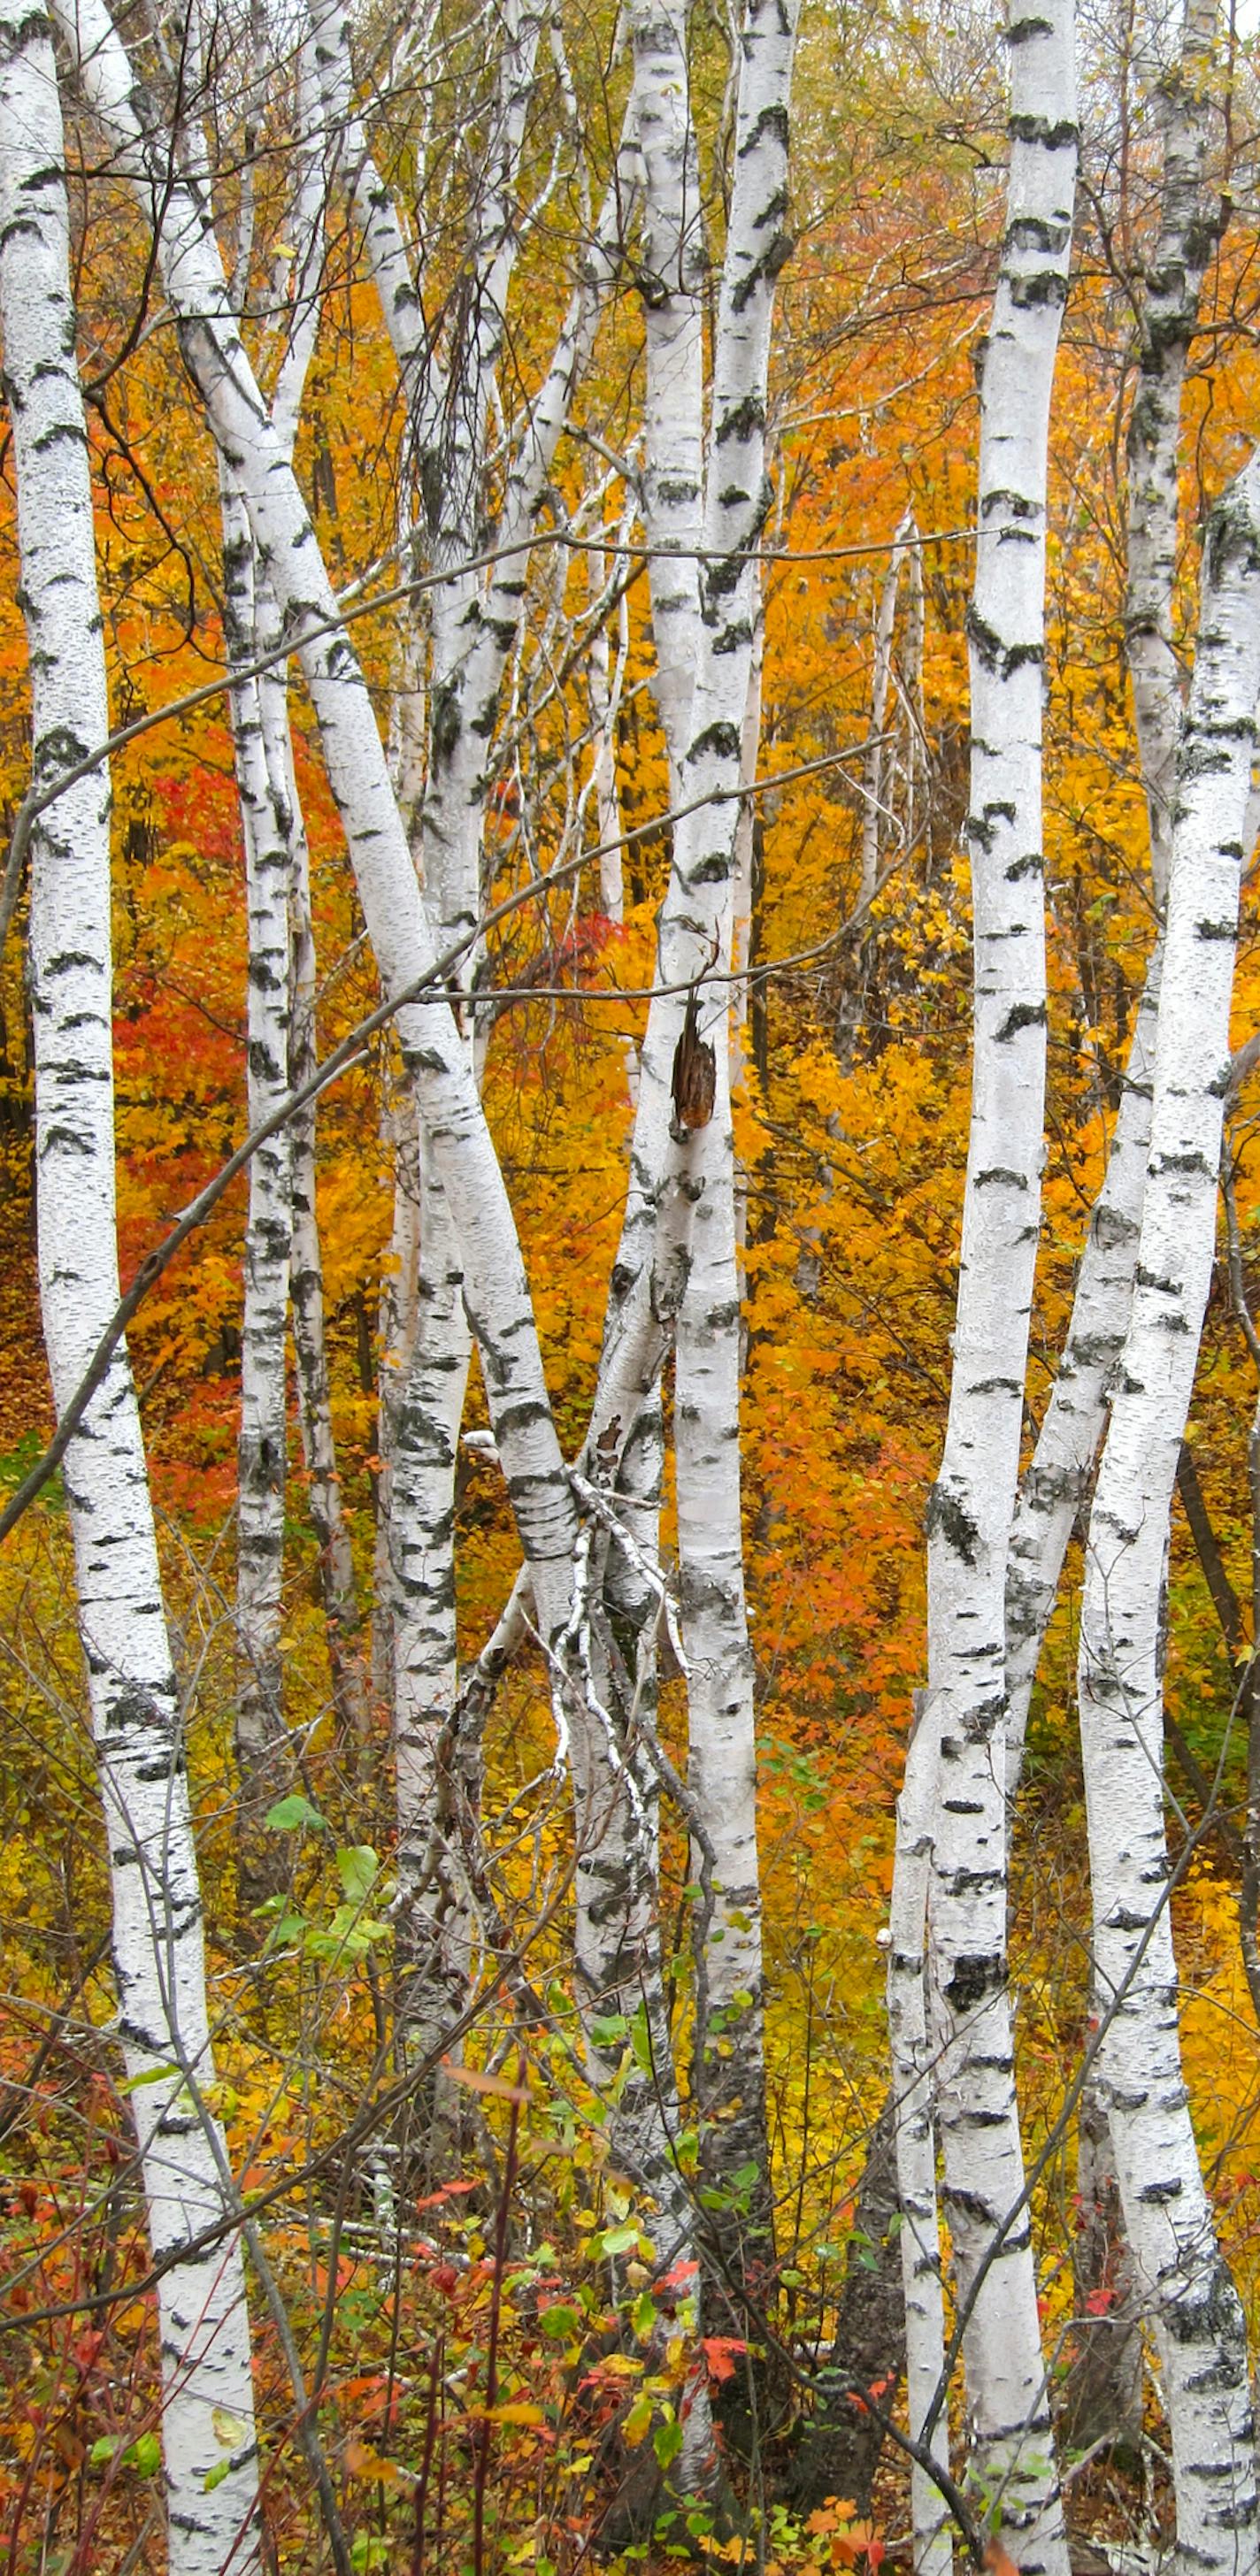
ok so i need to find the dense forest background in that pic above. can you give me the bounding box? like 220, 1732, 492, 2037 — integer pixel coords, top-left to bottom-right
2, 0, 1260, 2564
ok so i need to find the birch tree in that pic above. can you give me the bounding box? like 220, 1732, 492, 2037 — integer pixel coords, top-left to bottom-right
1075, 453, 1260, 2576
897, 0, 1077, 2562
1003, 0, 1223, 2457
220, 472, 296, 1908
0, 6, 261, 2559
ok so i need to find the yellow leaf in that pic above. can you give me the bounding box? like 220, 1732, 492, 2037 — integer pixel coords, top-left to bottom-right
623, 2395, 653, 2448
343, 2439, 409, 2489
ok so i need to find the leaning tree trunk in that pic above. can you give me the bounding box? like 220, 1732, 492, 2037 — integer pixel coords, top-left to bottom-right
0, 15, 261, 2561
1076, 454, 1260, 2576
918, 0, 1076, 2563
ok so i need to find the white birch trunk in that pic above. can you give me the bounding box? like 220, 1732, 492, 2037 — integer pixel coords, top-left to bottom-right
1126, 0, 1220, 914
887, 1696, 953, 2576
658, 0, 797, 2273
859, 512, 917, 910
629, 0, 704, 794
373, 1087, 421, 1699
1076, 454, 1260, 2576
922, 3, 1076, 2559
0, 19, 261, 2560
220, 475, 295, 1910
1004, 957, 1160, 1793
288, 768, 364, 1724
270, 16, 363, 1731
589, 548, 630, 926
388, 1125, 474, 2151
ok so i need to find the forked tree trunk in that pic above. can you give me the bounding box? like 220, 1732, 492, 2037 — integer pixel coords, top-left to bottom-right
918, 0, 1076, 2562
1076, 454, 1260, 2576
0, 18, 261, 2560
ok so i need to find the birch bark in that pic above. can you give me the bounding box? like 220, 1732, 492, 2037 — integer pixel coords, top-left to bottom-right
0, 12, 261, 2560
629, 0, 704, 795
1076, 455, 1260, 2576
271, 27, 364, 1729
920, 1, 1076, 2560
288, 793, 364, 1724
1126, 0, 1221, 913
859, 512, 918, 911
887, 1696, 953, 2576
220, 473, 296, 1911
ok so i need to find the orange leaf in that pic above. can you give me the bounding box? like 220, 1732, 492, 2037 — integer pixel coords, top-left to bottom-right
441, 2058, 530, 2104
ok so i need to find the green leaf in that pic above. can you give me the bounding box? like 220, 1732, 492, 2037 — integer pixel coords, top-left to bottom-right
539, 2304, 582, 2340
598, 2221, 640, 2257
131, 2433, 162, 2477
629, 2002, 654, 2076
653, 2411, 683, 2470
203, 2459, 231, 2493
265, 1793, 325, 1833
631, 2290, 657, 2339
590, 2012, 628, 2049
335, 1844, 380, 1905
89, 2435, 120, 2467
119, 2061, 179, 2095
